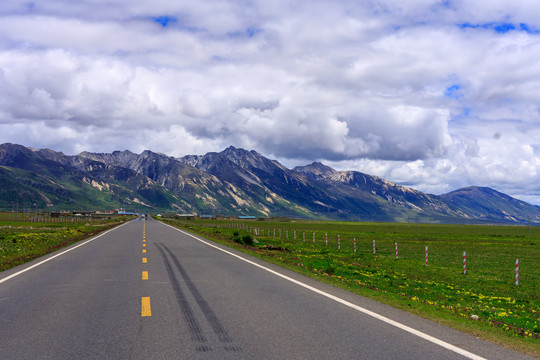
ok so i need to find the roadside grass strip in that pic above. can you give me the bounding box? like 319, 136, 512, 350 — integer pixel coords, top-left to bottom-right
0, 222, 129, 284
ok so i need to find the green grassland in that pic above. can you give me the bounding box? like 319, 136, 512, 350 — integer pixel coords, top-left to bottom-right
0, 213, 129, 271
164, 218, 540, 358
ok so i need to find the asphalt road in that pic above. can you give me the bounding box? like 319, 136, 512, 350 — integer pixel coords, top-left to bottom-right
0, 219, 535, 359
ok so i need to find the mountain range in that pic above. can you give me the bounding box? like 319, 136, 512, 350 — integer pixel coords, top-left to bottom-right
1, 142, 539, 224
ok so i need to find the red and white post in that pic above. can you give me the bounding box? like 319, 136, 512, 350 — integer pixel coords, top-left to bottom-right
373, 240, 376, 255
354, 238, 356, 253
463, 252, 467, 275
338, 235, 341, 250
294, 230, 296, 240
313, 232, 315, 244
303, 232, 305, 242
515, 259, 519, 286
425, 246, 428, 266
325, 233, 328, 246
395, 242, 398, 260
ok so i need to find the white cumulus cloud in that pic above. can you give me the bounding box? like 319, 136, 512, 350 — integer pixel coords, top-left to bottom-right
1, 0, 540, 203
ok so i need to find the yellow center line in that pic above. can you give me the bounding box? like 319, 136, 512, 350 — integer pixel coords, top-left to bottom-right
142, 249, 146, 253
141, 223, 150, 317
142, 297, 151, 316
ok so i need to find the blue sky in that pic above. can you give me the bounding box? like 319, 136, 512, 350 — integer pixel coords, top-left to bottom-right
459, 21, 540, 33
152, 16, 177, 27
1, 0, 540, 203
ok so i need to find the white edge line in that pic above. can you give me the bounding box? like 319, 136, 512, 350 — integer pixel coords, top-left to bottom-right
162, 222, 487, 360
0, 221, 130, 285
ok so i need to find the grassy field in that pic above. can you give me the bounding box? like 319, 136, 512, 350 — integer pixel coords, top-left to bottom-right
164, 218, 540, 358
0, 212, 129, 271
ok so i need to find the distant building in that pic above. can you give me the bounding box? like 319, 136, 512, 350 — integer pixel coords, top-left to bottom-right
176, 214, 196, 220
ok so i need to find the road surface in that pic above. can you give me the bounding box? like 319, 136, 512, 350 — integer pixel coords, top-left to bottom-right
0, 219, 535, 359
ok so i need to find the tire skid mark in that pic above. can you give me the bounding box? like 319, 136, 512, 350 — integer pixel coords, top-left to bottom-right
157, 242, 240, 352
155, 244, 208, 347
161, 244, 234, 345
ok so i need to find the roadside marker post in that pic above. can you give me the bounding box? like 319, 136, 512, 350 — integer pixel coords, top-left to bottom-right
515, 259, 519, 286
354, 238, 356, 253
313, 232, 315, 244
395, 242, 398, 260
303, 232, 305, 242
463, 252, 467, 275
425, 246, 428, 266
373, 240, 376, 255
325, 233, 328, 246
338, 235, 341, 250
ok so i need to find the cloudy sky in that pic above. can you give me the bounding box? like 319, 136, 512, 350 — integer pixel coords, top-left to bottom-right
1, 1, 540, 203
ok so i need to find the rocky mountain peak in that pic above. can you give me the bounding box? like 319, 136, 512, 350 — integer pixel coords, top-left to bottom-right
181, 152, 223, 171
293, 162, 338, 180
220, 146, 284, 173
0, 143, 29, 156
0, 143, 40, 168
221, 146, 258, 162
